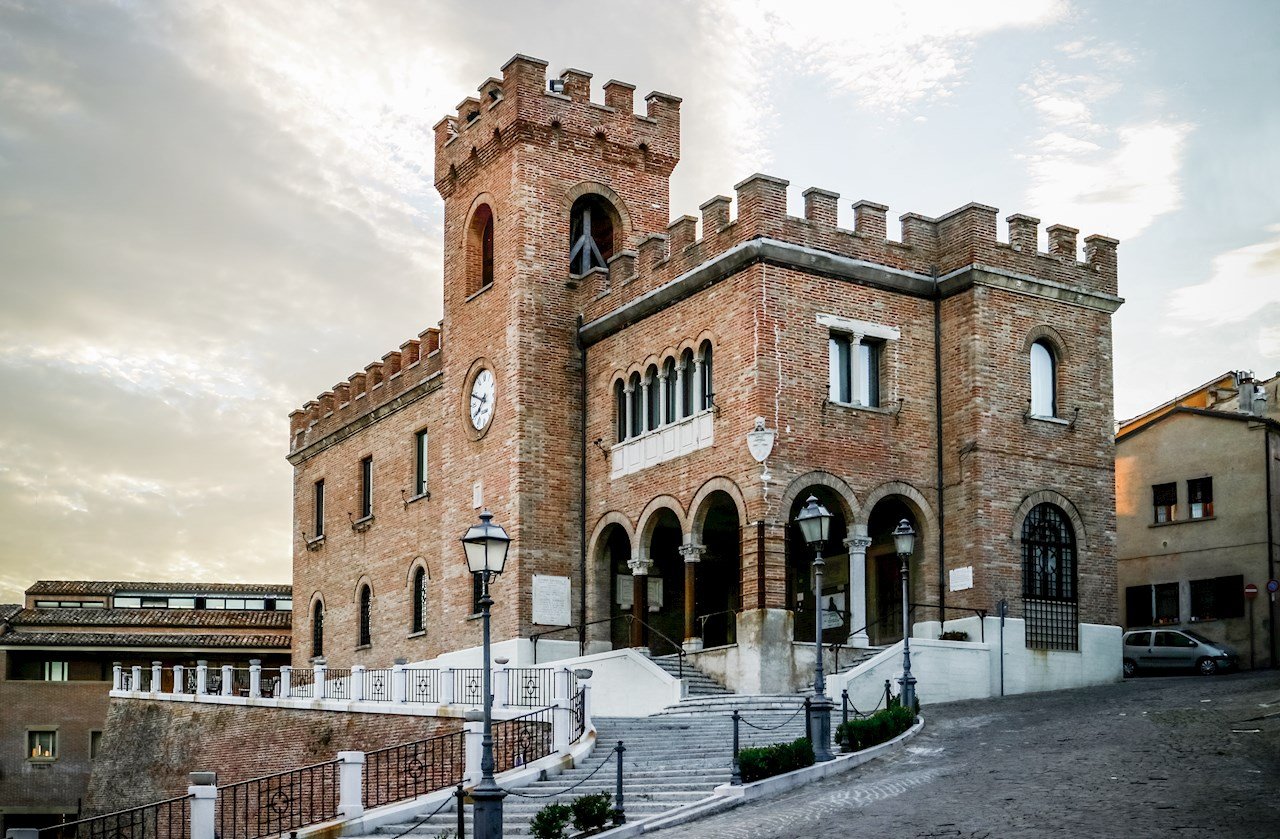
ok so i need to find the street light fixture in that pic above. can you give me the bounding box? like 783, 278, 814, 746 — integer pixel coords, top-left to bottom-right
461, 509, 511, 839
795, 495, 835, 762
892, 518, 917, 712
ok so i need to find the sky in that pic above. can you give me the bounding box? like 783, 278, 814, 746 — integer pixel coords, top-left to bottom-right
1, 0, 1278, 602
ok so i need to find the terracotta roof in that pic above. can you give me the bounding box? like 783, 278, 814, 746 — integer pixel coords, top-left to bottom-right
0, 604, 21, 623
9, 608, 291, 629
26, 580, 292, 596
0, 631, 291, 649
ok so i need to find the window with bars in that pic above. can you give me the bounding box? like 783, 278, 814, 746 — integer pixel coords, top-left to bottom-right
1021, 502, 1079, 650
1152, 482, 1176, 524
411, 566, 427, 634
1187, 477, 1213, 519
358, 585, 372, 647
312, 600, 324, 658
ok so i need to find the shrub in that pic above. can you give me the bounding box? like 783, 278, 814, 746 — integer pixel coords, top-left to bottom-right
529, 802, 572, 839
837, 705, 916, 752
939, 630, 969, 642
736, 736, 815, 783
570, 791, 613, 833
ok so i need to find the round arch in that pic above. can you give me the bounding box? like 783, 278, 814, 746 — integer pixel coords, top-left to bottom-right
777, 470, 860, 525
637, 496, 690, 548
562, 181, 632, 242
1011, 489, 1087, 547
689, 476, 749, 545
1021, 324, 1071, 363
404, 556, 431, 586
352, 575, 375, 603
858, 480, 937, 535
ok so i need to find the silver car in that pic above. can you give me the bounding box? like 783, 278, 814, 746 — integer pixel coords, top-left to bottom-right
1122, 628, 1239, 677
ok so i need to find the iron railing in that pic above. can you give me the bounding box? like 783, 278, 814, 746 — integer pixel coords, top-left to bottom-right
491, 705, 555, 772
363, 730, 466, 808
571, 687, 586, 742
505, 667, 576, 707
453, 668, 485, 705
696, 609, 738, 646
1024, 597, 1079, 650
405, 668, 440, 703
290, 667, 316, 698
528, 614, 687, 676
325, 668, 352, 700
216, 759, 340, 839
38, 794, 191, 838
119, 671, 134, 691
362, 668, 393, 702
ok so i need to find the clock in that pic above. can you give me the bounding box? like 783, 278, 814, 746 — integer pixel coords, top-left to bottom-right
469, 368, 495, 431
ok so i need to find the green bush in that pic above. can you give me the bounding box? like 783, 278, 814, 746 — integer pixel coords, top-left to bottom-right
736, 736, 815, 783
570, 791, 613, 833
837, 705, 915, 752
529, 801, 572, 839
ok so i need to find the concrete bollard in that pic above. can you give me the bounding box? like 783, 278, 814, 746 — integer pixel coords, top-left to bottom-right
151, 661, 163, 694
493, 661, 510, 710
336, 751, 366, 819
249, 659, 262, 699
196, 661, 208, 696
221, 664, 233, 697
173, 664, 185, 695
553, 667, 571, 703
440, 667, 455, 705
131, 665, 142, 693
392, 658, 408, 704
315, 659, 328, 700
112, 663, 122, 691
280, 665, 293, 699
463, 719, 483, 785
351, 664, 366, 702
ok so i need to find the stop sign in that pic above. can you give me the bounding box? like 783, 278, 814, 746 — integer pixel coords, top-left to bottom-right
1244, 583, 1259, 599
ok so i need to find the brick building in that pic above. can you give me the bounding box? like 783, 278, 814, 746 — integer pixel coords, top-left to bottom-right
287, 55, 1122, 691
1116, 370, 1279, 670
0, 580, 291, 832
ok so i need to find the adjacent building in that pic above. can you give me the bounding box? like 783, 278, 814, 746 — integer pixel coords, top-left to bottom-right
1116, 370, 1280, 669
287, 55, 1123, 692
0, 580, 291, 833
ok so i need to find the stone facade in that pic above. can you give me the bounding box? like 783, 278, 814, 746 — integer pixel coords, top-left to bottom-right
288, 55, 1122, 685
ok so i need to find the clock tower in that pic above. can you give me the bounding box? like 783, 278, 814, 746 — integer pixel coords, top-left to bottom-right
433, 55, 681, 641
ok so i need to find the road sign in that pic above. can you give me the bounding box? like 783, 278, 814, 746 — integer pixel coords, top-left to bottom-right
1244, 583, 1259, 600
1267, 579, 1279, 594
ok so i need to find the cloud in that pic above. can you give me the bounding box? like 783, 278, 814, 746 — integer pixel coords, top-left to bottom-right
1018, 43, 1192, 241
1165, 225, 1280, 329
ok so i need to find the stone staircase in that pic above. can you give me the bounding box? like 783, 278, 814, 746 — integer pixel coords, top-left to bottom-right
360, 712, 815, 838
648, 653, 732, 697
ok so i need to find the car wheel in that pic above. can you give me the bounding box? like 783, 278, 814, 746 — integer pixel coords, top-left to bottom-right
1122, 658, 1137, 678
1197, 657, 1218, 676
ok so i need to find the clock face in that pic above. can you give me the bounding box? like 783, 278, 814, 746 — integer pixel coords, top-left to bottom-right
469, 368, 495, 431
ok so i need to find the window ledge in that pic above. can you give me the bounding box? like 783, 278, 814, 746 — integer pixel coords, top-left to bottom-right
405, 491, 430, 506
465, 283, 494, 303
407, 630, 426, 639
26, 757, 57, 764
305, 535, 326, 552
1149, 515, 1216, 528
1028, 414, 1070, 426
826, 400, 893, 415
351, 514, 375, 533
466, 612, 484, 621
355, 644, 372, 652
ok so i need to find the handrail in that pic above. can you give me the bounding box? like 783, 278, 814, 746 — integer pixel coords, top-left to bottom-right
696, 608, 737, 639
909, 602, 989, 643
38, 793, 191, 838
528, 613, 687, 677
216, 757, 340, 839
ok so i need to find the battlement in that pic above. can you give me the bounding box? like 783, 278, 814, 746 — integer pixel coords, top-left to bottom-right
581, 174, 1119, 322
432, 55, 681, 197
288, 326, 443, 455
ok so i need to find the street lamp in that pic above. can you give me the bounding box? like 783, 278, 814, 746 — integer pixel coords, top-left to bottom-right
892, 518, 917, 713
794, 495, 835, 762
461, 509, 511, 839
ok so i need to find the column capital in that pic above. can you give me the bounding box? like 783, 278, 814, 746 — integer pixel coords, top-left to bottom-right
628, 556, 653, 576
844, 536, 873, 553
678, 543, 705, 563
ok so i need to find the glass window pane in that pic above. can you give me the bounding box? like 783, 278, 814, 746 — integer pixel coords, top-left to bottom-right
1030, 341, 1055, 416
113, 597, 141, 608
169, 598, 195, 609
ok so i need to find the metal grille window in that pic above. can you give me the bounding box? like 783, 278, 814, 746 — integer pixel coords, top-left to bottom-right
411, 567, 427, 634
311, 601, 324, 658
1021, 502, 1078, 650
358, 585, 372, 647
1152, 482, 1176, 523
1187, 477, 1213, 519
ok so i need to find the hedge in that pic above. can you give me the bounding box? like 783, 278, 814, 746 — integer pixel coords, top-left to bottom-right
736, 736, 815, 783
836, 705, 915, 752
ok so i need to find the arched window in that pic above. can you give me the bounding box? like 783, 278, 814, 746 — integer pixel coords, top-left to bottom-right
662, 358, 677, 424
467, 203, 495, 295
614, 379, 627, 442
411, 567, 426, 634
569, 195, 615, 274
1030, 340, 1056, 417
699, 341, 714, 410
645, 365, 660, 431
1021, 503, 1075, 600
680, 350, 694, 418
357, 584, 372, 647
628, 372, 642, 437
311, 600, 324, 659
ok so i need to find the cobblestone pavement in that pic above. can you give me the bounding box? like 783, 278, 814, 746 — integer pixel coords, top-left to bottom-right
650, 670, 1280, 838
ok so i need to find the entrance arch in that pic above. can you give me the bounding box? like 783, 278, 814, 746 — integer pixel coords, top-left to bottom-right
591, 521, 633, 651
690, 490, 742, 648
641, 508, 685, 655
786, 485, 851, 643
864, 493, 928, 645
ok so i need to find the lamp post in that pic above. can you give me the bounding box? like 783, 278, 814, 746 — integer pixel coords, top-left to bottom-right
461, 509, 511, 839
794, 495, 835, 762
892, 519, 917, 712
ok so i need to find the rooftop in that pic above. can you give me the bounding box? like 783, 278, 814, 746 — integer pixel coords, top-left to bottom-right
27, 580, 292, 596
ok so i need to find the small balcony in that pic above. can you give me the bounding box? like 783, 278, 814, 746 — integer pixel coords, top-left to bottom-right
610, 409, 714, 479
